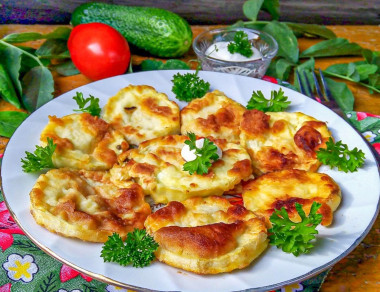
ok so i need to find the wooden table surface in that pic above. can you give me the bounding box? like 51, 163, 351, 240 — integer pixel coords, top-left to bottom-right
0, 24, 379, 291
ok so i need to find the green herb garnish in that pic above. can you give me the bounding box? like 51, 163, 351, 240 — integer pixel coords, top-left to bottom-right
246, 88, 290, 112
73, 92, 101, 116
316, 137, 365, 172
21, 137, 56, 173
269, 202, 323, 256
171, 71, 210, 102
101, 229, 159, 268
183, 132, 220, 175
227, 31, 253, 58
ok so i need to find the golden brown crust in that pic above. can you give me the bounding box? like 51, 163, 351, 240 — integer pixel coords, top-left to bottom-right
145, 196, 268, 274
240, 111, 333, 174
40, 113, 128, 170
30, 168, 151, 242
102, 85, 180, 145
242, 169, 341, 226
111, 134, 252, 203
181, 90, 246, 143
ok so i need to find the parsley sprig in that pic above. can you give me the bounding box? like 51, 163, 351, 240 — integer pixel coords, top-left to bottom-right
316, 137, 365, 172
227, 31, 253, 58
171, 70, 210, 102
247, 88, 290, 112
183, 133, 220, 175
21, 137, 56, 173
73, 92, 101, 117
101, 229, 159, 268
269, 202, 323, 256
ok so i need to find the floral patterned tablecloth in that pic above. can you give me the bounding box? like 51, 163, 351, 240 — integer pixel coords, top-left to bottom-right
1, 111, 379, 292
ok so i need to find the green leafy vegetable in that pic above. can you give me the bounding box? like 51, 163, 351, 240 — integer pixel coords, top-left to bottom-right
21, 66, 54, 112
73, 92, 101, 117
269, 201, 323, 256
263, 21, 299, 63
0, 111, 29, 138
316, 137, 365, 172
227, 31, 253, 58
324, 77, 355, 111
247, 88, 290, 112
140, 59, 190, 71
21, 137, 56, 173
171, 71, 210, 102
101, 229, 158, 268
300, 38, 363, 58
285, 23, 336, 39
243, 0, 265, 22
183, 133, 220, 175
50, 60, 80, 77
0, 62, 21, 108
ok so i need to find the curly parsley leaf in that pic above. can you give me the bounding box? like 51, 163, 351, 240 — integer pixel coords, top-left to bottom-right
227, 31, 253, 58
21, 137, 56, 172
73, 92, 101, 117
246, 88, 290, 112
101, 229, 159, 268
316, 137, 365, 172
171, 71, 210, 102
269, 202, 323, 256
183, 132, 220, 175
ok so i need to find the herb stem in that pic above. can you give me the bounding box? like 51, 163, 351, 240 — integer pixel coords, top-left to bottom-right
322, 70, 380, 94
0, 39, 44, 67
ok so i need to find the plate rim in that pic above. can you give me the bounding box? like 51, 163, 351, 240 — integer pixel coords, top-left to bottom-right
1, 69, 380, 292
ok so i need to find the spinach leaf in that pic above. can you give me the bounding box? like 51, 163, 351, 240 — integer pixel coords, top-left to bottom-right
2, 27, 71, 43
267, 58, 294, 80
0, 45, 23, 97
0, 111, 29, 138
35, 39, 70, 59
355, 64, 378, 81
140, 59, 190, 71
50, 60, 80, 76
325, 77, 354, 111
263, 21, 299, 63
286, 23, 336, 39
262, 0, 280, 20
21, 67, 54, 112
243, 0, 265, 22
0, 63, 21, 108
300, 38, 363, 58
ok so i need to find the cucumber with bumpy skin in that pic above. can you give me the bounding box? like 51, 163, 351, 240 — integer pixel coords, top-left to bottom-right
71, 2, 193, 58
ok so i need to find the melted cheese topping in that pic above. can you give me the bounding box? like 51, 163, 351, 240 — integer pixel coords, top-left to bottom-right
30, 168, 151, 242
111, 135, 252, 203
144, 196, 268, 274
181, 90, 246, 143
240, 110, 332, 175
242, 169, 341, 226
40, 113, 128, 170
102, 85, 180, 146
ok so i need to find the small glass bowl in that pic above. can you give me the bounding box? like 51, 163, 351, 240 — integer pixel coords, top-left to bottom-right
193, 27, 278, 78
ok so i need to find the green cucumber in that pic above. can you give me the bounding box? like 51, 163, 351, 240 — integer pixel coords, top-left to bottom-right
71, 3, 193, 58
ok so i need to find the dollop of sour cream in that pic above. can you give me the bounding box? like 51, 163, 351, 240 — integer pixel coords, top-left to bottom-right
181, 138, 222, 162
205, 41, 262, 62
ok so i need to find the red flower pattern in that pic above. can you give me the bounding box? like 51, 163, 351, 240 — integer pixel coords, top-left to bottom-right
356, 111, 380, 121
0, 202, 24, 251
0, 283, 11, 292
60, 264, 93, 282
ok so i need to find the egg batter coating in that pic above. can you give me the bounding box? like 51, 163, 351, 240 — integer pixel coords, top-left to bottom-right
181, 90, 246, 143
240, 110, 332, 175
242, 169, 341, 226
40, 113, 128, 170
144, 196, 268, 274
111, 135, 252, 203
102, 85, 180, 146
30, 168, 151, 242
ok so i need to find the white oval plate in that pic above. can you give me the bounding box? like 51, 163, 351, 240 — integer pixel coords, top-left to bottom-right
2, 70, 379, 292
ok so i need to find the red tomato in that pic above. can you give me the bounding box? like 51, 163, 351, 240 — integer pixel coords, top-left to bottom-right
68, 23, 130, 81
261, 75, 278, 84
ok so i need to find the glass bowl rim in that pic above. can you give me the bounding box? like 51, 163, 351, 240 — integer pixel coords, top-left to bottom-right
192, 27, 279, 63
